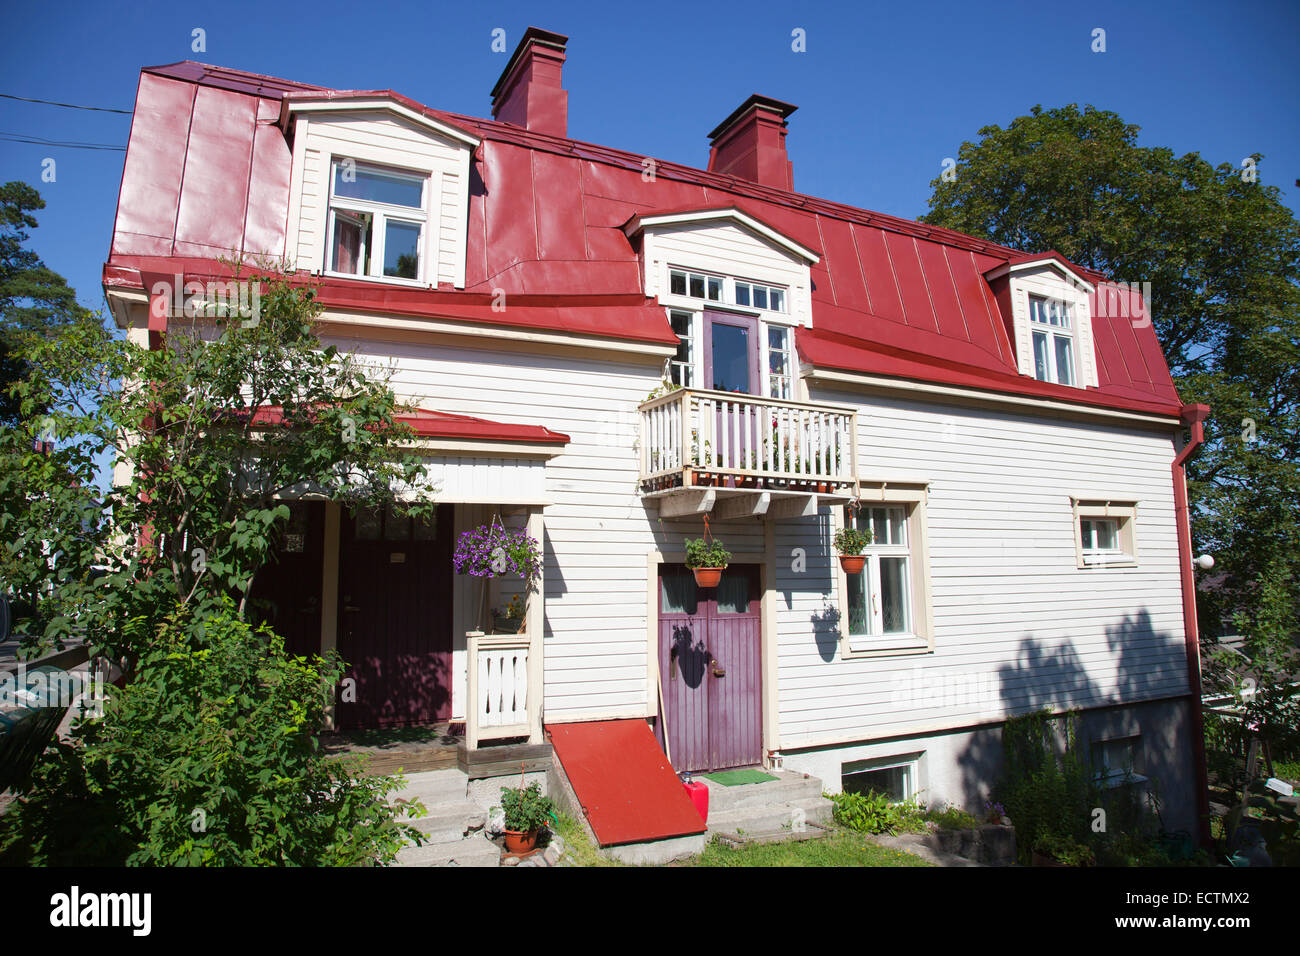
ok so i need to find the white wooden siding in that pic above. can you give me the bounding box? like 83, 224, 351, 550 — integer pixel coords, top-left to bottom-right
775, 385, 1186, 749
286, 112, 471, 287
322, 331, 1186, 739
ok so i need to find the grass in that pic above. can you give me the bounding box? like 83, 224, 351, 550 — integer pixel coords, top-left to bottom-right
686, 831, 933, 867
552, 811, 933, 867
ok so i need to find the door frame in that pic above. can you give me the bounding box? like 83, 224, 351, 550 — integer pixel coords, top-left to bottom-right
702, 309, 763, 396
646, 545, 778, 769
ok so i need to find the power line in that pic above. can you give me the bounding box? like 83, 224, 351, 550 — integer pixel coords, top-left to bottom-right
0, 132, 125, 151
0, 92, 131, 115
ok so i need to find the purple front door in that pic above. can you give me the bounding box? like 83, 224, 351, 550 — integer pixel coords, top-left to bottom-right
658, 564, 762, 772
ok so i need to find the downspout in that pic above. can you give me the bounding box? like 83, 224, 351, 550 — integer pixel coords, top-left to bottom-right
1172, 402, 1212, 846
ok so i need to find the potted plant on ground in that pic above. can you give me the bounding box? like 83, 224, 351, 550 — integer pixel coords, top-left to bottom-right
833, 525, 873, 574
685, 535, 731, 588
498, 781, 556, 853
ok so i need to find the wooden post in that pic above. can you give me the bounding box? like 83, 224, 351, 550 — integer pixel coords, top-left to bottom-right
525, 508, 545, 745
465, 629, 483, 750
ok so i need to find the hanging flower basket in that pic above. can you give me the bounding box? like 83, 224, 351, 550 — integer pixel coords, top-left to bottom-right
453, 518, 542, 591
834, 525, 872, 574
685, 521, 731, 589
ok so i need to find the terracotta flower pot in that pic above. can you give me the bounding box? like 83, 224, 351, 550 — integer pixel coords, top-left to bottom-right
838, 555, 867, 574
503, 828, 538, 854
692, 567, 724, 588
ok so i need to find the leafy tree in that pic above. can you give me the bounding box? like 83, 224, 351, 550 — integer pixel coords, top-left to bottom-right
0, 181, 100, 426
0, 266, 436, 661
0, 607, 424, 866
921, 104, 1300, 651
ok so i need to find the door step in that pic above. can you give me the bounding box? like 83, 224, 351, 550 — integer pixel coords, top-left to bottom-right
389, 767, 500, 867
696, 769, 834, 846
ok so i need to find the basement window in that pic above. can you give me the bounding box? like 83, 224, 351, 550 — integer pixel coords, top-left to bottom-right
326, 159, 428, 283
842, 755, 921, 801
1091, 735, 1147, 788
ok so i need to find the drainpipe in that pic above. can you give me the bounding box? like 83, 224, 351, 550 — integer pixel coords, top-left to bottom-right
1172, 402, 1212, 847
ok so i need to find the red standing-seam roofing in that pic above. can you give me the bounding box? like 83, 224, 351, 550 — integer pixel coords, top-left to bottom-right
105, 61, 1184, 418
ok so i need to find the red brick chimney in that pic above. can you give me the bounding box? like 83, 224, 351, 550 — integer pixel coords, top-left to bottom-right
707, 95, 798, 191
490, 27, 569, 137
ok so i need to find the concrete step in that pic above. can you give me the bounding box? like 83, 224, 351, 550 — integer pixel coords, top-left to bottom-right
395, 832, 501, 868
401, 800, 486, 842
697, 771, 824, 813
389, 768, 469, 805
706, 795, 833, 835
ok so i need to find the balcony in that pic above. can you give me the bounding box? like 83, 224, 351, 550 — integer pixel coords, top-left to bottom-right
639, 388, 858, 519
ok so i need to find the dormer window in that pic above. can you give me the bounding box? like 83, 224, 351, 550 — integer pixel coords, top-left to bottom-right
734, 281, 786, 313
1029, 295, 1076, 386
670, 269, 723, 302
327, 159, 427, 282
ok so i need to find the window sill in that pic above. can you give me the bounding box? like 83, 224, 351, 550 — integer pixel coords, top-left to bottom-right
322, 270, 429, 289
1079, 553, 1138, 569
842, 634, 932, 658
1096, 771, 1148, 790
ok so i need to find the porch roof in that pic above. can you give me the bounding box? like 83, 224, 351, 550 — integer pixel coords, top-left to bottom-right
243, 405, 569, 445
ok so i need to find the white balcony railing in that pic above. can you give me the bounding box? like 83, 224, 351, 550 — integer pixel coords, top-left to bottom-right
639, 388, 858, 490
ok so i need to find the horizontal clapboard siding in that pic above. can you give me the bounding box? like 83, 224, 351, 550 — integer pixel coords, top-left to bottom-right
775, 385, 1187, 749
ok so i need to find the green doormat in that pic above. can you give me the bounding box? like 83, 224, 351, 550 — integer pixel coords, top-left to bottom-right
701, 769, 779, 786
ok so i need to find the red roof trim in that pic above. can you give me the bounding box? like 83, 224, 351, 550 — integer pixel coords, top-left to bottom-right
242, 405, 569, 444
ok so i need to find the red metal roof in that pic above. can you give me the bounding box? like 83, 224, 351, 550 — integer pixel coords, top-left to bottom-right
239, 404, 568, 444
104, 60, 1185, 417
547, 719, 707, 846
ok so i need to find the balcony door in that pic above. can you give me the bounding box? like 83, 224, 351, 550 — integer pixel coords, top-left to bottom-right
703, 311, 762, 473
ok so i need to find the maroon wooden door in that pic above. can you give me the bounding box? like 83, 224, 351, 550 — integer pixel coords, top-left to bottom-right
336, 504, 454, 729
658, 564, 762, 772
247, 502, 325, 659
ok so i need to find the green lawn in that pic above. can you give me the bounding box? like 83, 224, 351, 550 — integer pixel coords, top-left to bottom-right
685, 831, 933, 867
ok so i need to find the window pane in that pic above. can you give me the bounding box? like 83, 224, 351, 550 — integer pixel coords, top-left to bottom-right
735, 283, 750, 306
384, 509, 411, 541
768, 326, 788, 351
355, 507, 381, 540
671, 311, 692, 338
753, 286, 768, 309
710, 323, 751, 393
383, 220, 421, 279
846, 569, 869, 635
715, 571, 750, 614
889, 508, 907, 546
689, 274, 705, 298
872, 509, 889, 545
1096, 519, 1118, 550
670, 271, 686, 296
880, 557, 908, 633
770, 289, 785, 312
707, 276, 722, 300
843, 764, 910, 800
1033, 331, 1050, 381
335, 164, 423, 208
331, 211, 372, 275
1054, 336, 1074, 385
413, 512, 438, 540
660, 569, 698, 614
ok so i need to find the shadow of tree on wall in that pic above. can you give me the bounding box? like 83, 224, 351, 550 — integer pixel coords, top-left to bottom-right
950, 609, 1192, 813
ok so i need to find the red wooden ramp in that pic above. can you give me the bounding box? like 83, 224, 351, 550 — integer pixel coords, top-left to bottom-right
547, 719, 707, 846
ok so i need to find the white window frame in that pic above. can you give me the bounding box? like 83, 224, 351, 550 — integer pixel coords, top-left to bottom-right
666, 309, 694, 388
1029, 295, 1078, 386
325, 158, 429, 286
1071, 498, 1139, 569
841, 754, 922, 801
766, 324, 794, 399
836, 487, 933, 657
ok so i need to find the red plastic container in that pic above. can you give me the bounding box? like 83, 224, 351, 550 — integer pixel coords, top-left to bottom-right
683, 780, 709, 823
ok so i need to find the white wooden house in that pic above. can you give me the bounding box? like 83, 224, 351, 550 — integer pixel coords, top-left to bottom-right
101, 29, 1209, 835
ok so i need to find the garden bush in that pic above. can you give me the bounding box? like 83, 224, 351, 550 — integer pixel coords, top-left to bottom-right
0, 606, 422, 866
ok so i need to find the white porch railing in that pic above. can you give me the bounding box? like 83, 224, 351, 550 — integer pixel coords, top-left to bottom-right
639, 388, 858, 488
465, 631, 538, 748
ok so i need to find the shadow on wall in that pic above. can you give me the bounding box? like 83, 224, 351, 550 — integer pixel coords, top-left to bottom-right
951, 609, 1192, 813
541, 525, 567, 640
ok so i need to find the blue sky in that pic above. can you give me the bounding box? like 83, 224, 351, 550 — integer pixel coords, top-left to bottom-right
1, 0, 1296, 320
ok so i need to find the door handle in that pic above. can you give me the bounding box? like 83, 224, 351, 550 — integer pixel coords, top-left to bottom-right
669, 646, 679, 681
710, 657, 726, 678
